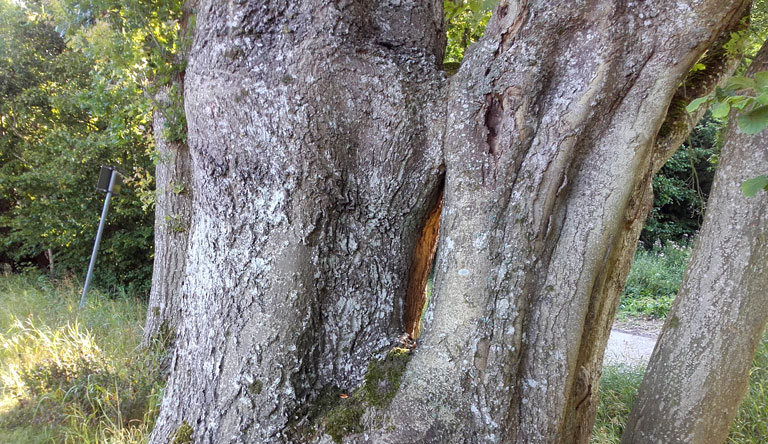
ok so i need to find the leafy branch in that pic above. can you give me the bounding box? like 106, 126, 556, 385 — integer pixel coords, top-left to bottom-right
687, 71, 768, 196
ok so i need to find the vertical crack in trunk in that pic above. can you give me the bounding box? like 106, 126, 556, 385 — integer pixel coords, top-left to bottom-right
484, 93, 503, 156
404, 178, 444, 338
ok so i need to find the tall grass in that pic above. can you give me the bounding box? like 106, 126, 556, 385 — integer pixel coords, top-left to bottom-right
591, 336, 768, 443
620, 242, 691, 319
2, 264, 765, 444
590, 365, 646, 444
0, 273, 163, 444
728, 336, 768, 443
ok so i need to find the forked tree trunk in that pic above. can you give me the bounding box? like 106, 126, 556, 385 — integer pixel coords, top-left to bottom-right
372, 1, 747, 443
623, 41, 768, 444
148, 1, 749, 443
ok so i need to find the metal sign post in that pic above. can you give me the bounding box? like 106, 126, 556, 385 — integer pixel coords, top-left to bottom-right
79, 166, 120, 308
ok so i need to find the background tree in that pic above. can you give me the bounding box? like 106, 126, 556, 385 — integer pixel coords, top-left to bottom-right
0, 0, 155, 293
624, 41, 768, 443
641, 0, 768, 248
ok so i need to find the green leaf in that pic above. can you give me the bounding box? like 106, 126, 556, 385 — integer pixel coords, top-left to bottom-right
741, 175, 768, 197
725, 75, 755, 91
730, 96, 753, 110
690, 62, 706, 73
755, 71, 768, 93
686, 96, 709, 113
714, 86, 728, 102
737, 105, 768, 134
711, 101, 731, 119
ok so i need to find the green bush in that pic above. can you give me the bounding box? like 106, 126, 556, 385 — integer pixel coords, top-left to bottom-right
728, 336, 768, 443
0, 1, 157, 297
620, 243, 692, 319
641, 113, 722, 247
443, 0, 495, 65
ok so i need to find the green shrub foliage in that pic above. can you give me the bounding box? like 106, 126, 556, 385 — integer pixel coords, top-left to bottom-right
640, 113, 722, 247
621, 243, 691, 319
0, 0, 183, 296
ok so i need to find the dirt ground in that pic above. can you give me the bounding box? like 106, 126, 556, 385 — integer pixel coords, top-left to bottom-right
603, 317, 663, 367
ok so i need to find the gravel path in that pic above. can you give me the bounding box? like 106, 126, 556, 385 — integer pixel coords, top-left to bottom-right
603, 329, 659, 367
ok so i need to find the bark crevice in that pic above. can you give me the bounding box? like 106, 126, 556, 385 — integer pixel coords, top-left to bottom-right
404, 178, 444, 339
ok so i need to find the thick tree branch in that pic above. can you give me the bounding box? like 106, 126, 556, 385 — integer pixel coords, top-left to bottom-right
562, 6, 750, 444
654, 6, 750, 170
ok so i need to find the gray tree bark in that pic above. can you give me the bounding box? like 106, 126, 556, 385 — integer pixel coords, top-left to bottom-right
147, 1, 749, 443
149, 2, 446, 442
143, 2, 196, 348
142, 85, 193, 348
623, 41, 768, 444
372, 2, 747, 443
563, 14, 748, 442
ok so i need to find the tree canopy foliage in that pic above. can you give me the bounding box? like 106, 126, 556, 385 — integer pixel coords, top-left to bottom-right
0, 0, 183, 294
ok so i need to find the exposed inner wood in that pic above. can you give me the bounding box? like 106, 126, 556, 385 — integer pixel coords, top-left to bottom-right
404, 189, 443, 338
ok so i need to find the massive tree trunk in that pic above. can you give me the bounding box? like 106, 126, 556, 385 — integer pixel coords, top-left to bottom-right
148, 1, 749, 443
149, 2, 447, 442
623, 41, 768, 444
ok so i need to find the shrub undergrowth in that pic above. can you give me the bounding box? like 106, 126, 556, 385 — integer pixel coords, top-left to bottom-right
0, 272, 163, 444
620, 242, 691, 319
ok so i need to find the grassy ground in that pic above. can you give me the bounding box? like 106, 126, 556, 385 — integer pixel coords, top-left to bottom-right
1, 251, 766, 444
592, 245, 768, 443
0, 273, 163, 444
